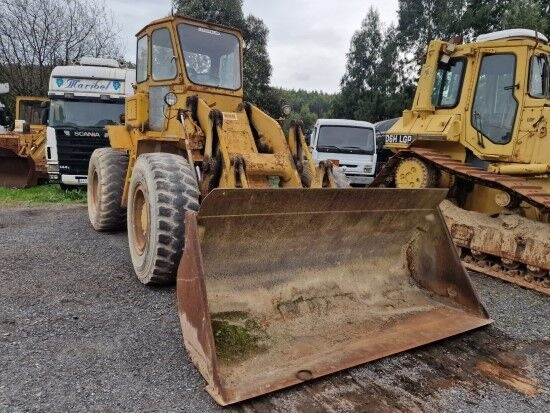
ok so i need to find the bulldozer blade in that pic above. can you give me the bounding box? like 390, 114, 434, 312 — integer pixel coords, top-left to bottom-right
0, 147, 38, 188
177, 188, 492, 405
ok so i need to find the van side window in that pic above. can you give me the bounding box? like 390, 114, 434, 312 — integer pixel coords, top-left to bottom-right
136, 36, 148, 83
152, 28, 177, 81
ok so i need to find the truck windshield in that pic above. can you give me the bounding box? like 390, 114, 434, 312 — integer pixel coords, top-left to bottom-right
49, 99, 124, 128
317, 126, 375, 154
178, 23, 241, 90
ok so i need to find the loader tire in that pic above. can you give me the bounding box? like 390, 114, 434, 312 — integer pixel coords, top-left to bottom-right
127, 153, 199, 285
333, 166, 351, 188
88, 148, 129, 232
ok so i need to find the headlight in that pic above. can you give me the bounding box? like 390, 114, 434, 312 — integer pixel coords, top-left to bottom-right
47, 163, 59, 173
164, 92, 178, 107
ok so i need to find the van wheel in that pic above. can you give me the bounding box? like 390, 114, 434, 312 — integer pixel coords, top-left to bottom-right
127, 153, 199, 285
87, 148, 129, 231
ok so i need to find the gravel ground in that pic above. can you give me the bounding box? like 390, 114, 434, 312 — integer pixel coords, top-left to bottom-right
0, 204, 548, 412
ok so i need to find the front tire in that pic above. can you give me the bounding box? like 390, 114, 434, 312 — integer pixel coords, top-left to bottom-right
87, 148, 129, 232
127, 153, 199, 285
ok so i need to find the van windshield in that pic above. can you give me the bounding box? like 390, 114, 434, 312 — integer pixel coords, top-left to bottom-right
49, 99, 124, 128
317, 125, 375, 154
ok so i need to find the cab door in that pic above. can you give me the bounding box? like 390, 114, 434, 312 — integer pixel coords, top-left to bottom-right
465, 47, 527, 160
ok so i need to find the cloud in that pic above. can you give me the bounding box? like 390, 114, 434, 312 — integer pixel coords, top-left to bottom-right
112, 0, 399, 92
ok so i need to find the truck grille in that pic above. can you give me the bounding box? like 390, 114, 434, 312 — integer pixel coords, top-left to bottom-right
56, 130, 108, 176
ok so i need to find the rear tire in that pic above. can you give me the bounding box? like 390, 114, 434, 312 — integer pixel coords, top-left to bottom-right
87, 148, 129, 232
127, 153, 200, 285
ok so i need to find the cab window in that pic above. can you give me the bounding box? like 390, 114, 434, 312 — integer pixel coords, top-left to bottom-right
432, 57, 466, 108
152, 28, 177, 81
136, 36, 148, 83
18, 100, 43, 125
529, 54, 549, 98
472, 54, 518, 145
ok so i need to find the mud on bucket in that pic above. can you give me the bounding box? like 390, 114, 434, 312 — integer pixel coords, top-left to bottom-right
177, 188, 491, 405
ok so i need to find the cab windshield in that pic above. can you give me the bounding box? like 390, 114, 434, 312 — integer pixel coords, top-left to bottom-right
177, 23, 241, 90
316, 126, 375, 154
49, 99, 124, 129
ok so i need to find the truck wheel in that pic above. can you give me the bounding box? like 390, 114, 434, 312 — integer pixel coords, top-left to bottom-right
333, 166, 351, 188
88, 148, 129, 232
127, 153, 199, 285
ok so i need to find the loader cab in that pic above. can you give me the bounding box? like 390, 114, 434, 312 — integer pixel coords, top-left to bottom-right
15, 97, 48, 130
130, 16, 244, 134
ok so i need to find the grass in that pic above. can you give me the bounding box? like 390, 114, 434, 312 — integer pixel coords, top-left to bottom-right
211, 311, 269, 363
0, 184, 87, 205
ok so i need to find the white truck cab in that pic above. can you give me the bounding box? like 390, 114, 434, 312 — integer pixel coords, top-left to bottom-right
310, 119, 377, 186
45, 57, 135, 187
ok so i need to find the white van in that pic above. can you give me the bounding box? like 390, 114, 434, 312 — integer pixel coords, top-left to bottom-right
309, 119, 377, 186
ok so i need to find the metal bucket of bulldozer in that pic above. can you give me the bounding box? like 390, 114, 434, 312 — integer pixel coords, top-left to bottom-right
177, 188, 492, 405
0, 146, 38, 189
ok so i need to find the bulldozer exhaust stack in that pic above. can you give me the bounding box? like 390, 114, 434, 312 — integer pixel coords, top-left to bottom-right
177, 188, 492, 405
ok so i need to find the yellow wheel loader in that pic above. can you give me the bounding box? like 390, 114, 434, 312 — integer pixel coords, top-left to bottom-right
88, 15, 491, 405
375, 29, 550, 295
0, 96, 48, 188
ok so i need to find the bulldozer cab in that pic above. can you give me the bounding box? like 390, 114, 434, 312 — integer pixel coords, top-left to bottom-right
387, 29, 550, 166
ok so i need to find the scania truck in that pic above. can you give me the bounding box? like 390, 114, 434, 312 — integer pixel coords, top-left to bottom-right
45, 57, 135, 187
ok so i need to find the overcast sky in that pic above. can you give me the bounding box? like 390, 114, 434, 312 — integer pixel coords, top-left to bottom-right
109, 0, 399, 93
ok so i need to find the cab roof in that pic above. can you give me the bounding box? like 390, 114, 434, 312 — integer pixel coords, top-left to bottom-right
135, 14, 243, 39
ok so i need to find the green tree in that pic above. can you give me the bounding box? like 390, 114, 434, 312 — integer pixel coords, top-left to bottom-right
333, 9, 412, 122
462, 0, 507, 38
173, 0, 274, 109
333, 7, 383, 120
501, 0, 548, 34
397, 0, 466, 65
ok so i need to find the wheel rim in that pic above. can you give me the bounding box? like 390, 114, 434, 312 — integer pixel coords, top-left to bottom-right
395, 158, 431, 189
91, 169, 100, 215
132, 184, 149, 256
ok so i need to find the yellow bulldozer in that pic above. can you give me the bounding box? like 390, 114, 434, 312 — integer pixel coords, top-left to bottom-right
375, 29, 550, 295
0, 96, 48, 188
87, 15, 491, 405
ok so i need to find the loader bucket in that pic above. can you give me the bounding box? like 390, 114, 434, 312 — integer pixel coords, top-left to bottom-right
0, 147, 37, 188
177, 188, 492, 405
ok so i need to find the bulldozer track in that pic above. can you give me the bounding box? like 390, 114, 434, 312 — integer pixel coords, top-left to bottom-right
372, 149, 550, 295
372, 148, 550, 213
462, 257, 550, 296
